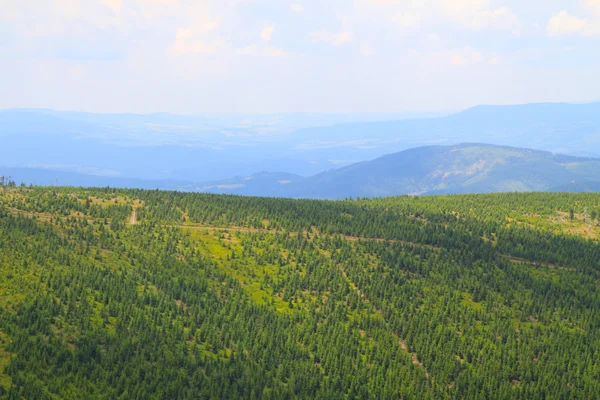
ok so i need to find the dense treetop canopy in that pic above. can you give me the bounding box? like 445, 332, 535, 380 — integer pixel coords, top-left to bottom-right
1, 186, 600, 399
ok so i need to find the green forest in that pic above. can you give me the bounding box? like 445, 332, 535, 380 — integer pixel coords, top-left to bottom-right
1, 186, 600, 399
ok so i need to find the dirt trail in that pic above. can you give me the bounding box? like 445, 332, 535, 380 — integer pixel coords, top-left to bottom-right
164, 224, 262, 233
500, 254, 576, 271
129, 208, 138, 225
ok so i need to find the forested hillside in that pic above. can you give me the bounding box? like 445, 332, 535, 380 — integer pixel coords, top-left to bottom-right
1, 186, 600, 399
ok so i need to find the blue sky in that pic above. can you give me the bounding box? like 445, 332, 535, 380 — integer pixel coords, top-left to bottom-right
1, 0, 599, 113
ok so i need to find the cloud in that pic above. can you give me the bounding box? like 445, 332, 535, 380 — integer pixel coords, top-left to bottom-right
587, 0, 600, 16
451, 54, 467, 65
237, 44, 288, 57
99, 0, 122, 14
182, 3, 221, 31
547, 11, 586, 36
172, 33, 224, 55
170, 2, 223, 55
0, 0, 122, 36
391, 12, 422, 32
468, 8, 520, 31
264, 47, 287, 57
439, 0, 521, 32
70, 64, 87, 79
309, 29, 353, 45
547, 10, 599, 37
357, 0, 520, 33
55, 0, 83, 18
450, 46, 496, 66
172, 24, 224, 56
428, 33, 441, 42
359, 42, 373, 56
129, 0, 182, 22
2, 0, 600, 114
261, 26, 274, 41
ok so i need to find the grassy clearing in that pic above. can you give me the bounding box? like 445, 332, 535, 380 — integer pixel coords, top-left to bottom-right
462, 293, 484, 312
508, 211, 600, 241
187, 229, 292, 312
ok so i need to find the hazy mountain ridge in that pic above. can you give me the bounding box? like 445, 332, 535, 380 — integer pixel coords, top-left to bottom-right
3, 142, 600, 198
3, 102, 600, 182
0, 167, 190, 190
198, 143, 600, 198
293, 102, 600, 157
4, 142, 600, 198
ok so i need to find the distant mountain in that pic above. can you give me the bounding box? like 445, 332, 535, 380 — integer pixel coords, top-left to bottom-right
3, 102, 600, 183
199, 144, 600, 199
5, 143, 600, 199
0, 166, 192, 191
0, 109, 439, 181
292, 102, 600, 158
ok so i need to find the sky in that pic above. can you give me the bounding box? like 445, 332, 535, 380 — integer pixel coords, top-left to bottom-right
1, 0, 600, 113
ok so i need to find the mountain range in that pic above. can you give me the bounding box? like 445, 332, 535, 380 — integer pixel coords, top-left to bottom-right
196, 143, 600, 198
5, 143, 600, 199
2, 102, 600, 183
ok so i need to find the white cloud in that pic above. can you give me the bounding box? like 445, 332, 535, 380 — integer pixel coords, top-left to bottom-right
183, 3, 221, 31
546, 10, 599, 37
471, 50, 483, 63
309, 29, 353, 45
70, 64, 87, 79
451, 54, 467, 65
261, 26, 274, 41
471, 8, 520, 31
171, 39, 220, 55
264, 47, 287, 57
170, 2, 223, 55
357, 0, 520, 33
2, 0, 600, 114
237, 44, 288, 57
99, 0, 122, 13
439, 0, 487, 11
587, 0, 600, 16
132, 0, 182, 21
428, 33, 441, 42
359, 42, 373, 56
0, 0, 124, 36
450, 46, 486, 66
438, 0, 521, 32
55, 0, 82, 18
172, 31, 224, 55
391, 12, 422, 32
